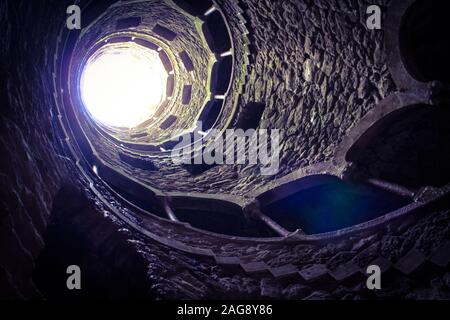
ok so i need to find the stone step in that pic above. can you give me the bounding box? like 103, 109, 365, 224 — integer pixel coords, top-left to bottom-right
428, 240, 450, 268
330, 262, 365, 286
269, 264, 299, 279
299, 264, 333, 284
395, 249, 427, 275
240, 261, 269, 275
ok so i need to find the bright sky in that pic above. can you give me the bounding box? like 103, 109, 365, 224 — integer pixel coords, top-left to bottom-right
80, 43, 168, 128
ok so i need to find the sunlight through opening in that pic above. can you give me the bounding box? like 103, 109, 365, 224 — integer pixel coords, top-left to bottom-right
80, 42, 168, 128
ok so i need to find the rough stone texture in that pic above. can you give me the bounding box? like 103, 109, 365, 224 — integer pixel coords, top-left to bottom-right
55, 171, 450, 299
76, 0, 396, 197
0, 0, 449, 300
0, 0, 76, 298
231, 0, 395, 194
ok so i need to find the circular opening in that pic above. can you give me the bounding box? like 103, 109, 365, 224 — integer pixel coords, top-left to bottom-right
400, 0, 450, 83
80, 42, 168, 128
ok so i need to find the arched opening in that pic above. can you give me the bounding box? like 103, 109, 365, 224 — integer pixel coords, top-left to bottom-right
179, 50, 195, 72
202, 11, 231, 54
347, 104, 450, 189
197, 99, 223, 131
115, 16, 141, 30
152, 24, 177, 41
260, 176, 409, 234
210, 56, 232, 96
400, 0, 450, 83
159, 114, 177, 130
172, 0, 214, 18
182, 84, 192, 104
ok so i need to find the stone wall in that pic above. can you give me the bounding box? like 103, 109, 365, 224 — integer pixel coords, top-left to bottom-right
80, 0, 397, 196
0, 0, 449, 300
0, 0, 74, 298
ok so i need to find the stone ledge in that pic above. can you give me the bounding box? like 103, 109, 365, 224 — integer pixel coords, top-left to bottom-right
299, 264, 332, 283
240, 261, 269, 274
214, 255, 241, 267
428, 240, 450, 268
269, 264, 299, 279
329, 262, 365, 286
395, 249, 427, 275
